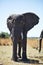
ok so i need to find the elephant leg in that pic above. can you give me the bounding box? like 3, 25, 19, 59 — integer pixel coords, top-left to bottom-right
18, 34, 22, 58
39, 38, 42, 52
22, 32, 27, 60
12, 33, 18, 61
18, 41, 21, 58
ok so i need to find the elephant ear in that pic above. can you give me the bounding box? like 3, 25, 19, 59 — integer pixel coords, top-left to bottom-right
23, 12, 39, 32
7, 15, 15, 32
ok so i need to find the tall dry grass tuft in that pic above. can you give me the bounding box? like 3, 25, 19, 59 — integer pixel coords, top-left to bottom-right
0, 38, 43, 48
0, 38, 12, 46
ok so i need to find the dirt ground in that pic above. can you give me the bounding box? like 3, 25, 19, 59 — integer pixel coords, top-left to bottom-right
0, 38, 43, 65
0, 45, 43, 65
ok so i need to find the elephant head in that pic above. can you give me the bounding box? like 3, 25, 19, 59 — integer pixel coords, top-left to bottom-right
7, 14, 15, 32
23, 12, 39, 32
7, 14, 25, 39
7, 12, 39, 33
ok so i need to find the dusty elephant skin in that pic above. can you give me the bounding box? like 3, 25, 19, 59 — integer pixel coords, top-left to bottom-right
7, 12, 39, 61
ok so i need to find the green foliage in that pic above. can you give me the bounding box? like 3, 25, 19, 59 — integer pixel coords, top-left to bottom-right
0, 32, 10, 38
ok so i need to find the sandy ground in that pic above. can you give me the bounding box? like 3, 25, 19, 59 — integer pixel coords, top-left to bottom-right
0, 43, 43, 65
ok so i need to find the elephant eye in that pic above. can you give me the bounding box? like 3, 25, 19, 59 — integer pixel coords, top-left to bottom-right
8, 16, 12, 20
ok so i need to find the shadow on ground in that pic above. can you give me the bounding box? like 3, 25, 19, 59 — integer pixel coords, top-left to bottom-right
14, 58, 43, 64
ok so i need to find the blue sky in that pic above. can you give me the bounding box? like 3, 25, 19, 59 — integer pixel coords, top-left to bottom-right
0, 0, 43, 37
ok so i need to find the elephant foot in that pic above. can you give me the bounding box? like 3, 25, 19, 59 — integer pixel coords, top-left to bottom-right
12, 56, 19, 62
22, 57, 28, 61
22, 53, 27, 61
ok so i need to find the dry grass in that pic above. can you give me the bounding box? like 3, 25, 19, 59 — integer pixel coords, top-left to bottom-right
0, 38, 43, 48
27, 38, 43, 48
0, 38, 12, 45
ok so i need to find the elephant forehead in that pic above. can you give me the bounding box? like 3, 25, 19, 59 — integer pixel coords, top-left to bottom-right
9, 14, 19, 19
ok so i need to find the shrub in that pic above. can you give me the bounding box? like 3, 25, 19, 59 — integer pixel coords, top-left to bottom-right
0, 32, 10, 38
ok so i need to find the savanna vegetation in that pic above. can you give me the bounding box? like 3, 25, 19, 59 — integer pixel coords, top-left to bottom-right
0, 32, 10, 38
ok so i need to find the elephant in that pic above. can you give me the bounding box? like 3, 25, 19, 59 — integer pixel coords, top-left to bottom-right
7, 12, 39, 61
7, 14, 24, 61
39, 30, 43, 52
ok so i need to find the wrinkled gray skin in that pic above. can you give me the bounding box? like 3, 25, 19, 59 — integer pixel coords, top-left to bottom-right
7, 12, 39, 61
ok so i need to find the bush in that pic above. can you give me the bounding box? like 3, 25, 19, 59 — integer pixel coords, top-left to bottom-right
0, 32, 10, 38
